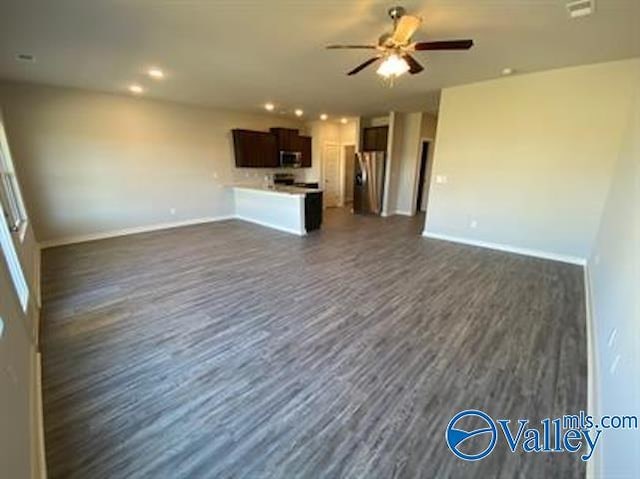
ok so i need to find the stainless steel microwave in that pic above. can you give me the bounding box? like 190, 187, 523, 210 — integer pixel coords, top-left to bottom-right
280, 151, 302, 168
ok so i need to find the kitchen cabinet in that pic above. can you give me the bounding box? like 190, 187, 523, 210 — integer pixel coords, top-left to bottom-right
270, 128, 300, 151
305, 191, 323, 232
298, 136, 312, 167
232, 129, 278, 168
232, 128, 312, 168
362, 126, 388, 152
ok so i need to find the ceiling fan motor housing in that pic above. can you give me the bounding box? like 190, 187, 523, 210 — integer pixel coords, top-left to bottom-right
388, 6, 406, 21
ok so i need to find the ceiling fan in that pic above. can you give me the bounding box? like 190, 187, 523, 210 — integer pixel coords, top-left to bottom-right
327, 6, 473, 79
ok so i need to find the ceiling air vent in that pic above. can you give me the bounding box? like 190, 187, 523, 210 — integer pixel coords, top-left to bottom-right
566, 0, 595, 18
15, 53, 36, 63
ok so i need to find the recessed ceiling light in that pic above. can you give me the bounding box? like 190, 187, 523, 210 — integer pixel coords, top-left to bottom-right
320, 114, 328, 121
148, 67, 164, 79
264, 102, 275, 111
129, 84, 144, 94
15, 53, 35, 63
501, 68, 514, 76
294, 109, 304, 117
340, 118, 348, 124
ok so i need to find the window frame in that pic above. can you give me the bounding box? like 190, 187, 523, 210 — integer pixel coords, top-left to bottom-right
0, 111, 29, 311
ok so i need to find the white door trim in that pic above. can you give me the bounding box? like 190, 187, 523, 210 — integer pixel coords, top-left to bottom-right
340, 143, 356, 207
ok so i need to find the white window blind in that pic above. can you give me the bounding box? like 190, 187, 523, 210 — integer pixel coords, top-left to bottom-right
0, 115, 27, 233
0, 112, 29, 311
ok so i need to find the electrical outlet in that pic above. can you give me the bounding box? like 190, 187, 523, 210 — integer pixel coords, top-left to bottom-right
470, 220, 478, 229
594, 254, 600, 265
435, 175, 448, 184
170, 208, 176, 215
213, 171, 219, 180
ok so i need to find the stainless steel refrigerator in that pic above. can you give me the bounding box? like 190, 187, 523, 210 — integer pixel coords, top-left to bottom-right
353, 151, 385, 215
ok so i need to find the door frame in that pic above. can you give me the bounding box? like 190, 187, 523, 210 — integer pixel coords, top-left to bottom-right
410, 137, 435, 216
321, 141, 341, 208
340, 143, 356, 207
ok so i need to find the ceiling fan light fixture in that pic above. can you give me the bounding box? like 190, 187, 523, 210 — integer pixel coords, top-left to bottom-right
376, 54, 410, 79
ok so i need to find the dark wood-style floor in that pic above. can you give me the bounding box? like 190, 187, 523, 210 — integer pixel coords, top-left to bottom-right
41, 209, 586, 478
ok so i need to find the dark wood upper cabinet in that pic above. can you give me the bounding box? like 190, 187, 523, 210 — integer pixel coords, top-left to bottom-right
298, 136, 312, 167
362, 126, 388, 152
270, 128, 300, 151
232, 129, 278, 168
232, 127, 312, 168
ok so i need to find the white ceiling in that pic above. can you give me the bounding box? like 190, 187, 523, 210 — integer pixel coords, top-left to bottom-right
0, 0, 638, 117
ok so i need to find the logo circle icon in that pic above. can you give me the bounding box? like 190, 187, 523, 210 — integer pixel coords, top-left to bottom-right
445, 409, 497, 461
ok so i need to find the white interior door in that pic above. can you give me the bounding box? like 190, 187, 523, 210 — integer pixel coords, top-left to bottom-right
323, 143, 341, 207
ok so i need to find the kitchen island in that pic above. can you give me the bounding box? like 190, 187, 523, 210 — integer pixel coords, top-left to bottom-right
231, 185, 322, 235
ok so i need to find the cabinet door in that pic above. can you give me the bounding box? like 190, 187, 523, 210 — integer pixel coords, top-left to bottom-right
232, 130, 277, 167
257, 132, 279, 167
270, 128, 299, 151
362, 126, 388, 152
299, 136, 312, 167
375, 127, 388, 151
362, 127, 378, 151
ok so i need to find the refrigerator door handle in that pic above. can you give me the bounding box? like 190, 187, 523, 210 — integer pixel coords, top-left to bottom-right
357, 152, 367, 184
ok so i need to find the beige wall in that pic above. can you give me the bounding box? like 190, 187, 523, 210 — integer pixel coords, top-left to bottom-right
424, 58, 640, 261
0, 81, 303, 243
302, 119, 357, 206
587, 83, 639, 478
420, 113, 438, 212
387, 112, 422, 215
384, 112, 437, 216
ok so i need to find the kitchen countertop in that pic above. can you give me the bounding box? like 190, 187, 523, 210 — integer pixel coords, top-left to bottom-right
229, 184, 323, 195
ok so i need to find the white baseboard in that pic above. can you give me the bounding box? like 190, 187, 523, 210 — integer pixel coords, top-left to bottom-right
394, 209, 414, 216
584, 263, 600, 479
422, 231, 586, 266
39, 216, 235, 249
234, 215, 306, 236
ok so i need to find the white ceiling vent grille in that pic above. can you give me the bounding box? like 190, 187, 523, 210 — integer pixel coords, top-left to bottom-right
566, 0, 595, 18
15, 53, 36, 63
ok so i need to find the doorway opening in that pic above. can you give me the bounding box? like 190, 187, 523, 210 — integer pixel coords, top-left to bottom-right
343, 145, 356, 207
322, 142, 341, 208
415, 141, 431, 214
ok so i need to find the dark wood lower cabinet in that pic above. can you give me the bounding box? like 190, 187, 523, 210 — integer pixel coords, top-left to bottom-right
305, 192, 322, 232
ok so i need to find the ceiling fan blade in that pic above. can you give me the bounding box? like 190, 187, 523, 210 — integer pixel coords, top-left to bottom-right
413, 39, 474, 51
347, 57, 380, 76
392, 15, 422, 44
326, 44, 377, 49
403, 54, 424, 74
